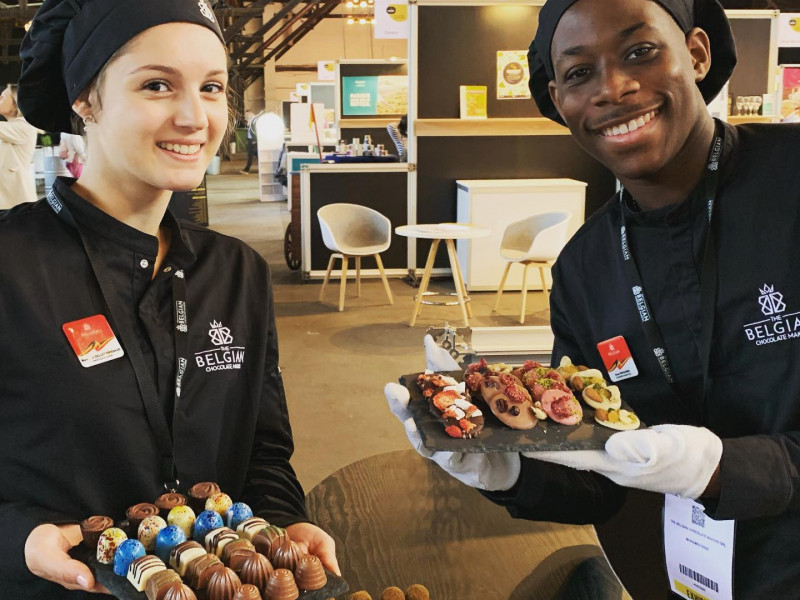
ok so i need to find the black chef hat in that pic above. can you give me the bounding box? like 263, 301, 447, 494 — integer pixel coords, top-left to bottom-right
18, 0, 225, 132
528, 0, 737, 125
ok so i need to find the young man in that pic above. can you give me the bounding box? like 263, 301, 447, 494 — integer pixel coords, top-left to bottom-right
386, 0, 800, 598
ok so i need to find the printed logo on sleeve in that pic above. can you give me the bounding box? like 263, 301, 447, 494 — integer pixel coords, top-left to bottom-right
62, 315, 125, 368
743, 284, 800, 347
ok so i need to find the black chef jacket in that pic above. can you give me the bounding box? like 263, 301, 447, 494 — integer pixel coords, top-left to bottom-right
0, 179, 307, 599
485, 122, 800, 599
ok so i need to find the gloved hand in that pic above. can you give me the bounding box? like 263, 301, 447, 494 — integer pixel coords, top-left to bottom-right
385, 382, 520, 490
423, 334, 460, 372
529, 424, 722, 499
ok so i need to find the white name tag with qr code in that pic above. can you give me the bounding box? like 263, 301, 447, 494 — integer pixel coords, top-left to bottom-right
664, 494, 735, 600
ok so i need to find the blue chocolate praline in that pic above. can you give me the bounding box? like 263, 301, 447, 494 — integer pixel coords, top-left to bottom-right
226, 502, 254, 530
154, 525, 187, 563
193, 509, 224, 542
112, 538, 146, 576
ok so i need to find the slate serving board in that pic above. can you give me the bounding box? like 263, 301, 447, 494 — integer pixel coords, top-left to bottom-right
71, 545, 348, 600
400, 371, 642, 453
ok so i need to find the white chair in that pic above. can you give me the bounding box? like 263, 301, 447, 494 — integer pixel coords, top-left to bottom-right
493, 211, 572, 323
317, 203, 394, 312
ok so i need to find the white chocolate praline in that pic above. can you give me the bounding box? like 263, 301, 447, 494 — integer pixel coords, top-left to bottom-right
167, 505, 196, 539
137, 515, 168, 552
127, 555, 166, 592
237, 517, 268, 540
205, 527, 239, 556
171, 545, 206, 577
96, 528, 127, 565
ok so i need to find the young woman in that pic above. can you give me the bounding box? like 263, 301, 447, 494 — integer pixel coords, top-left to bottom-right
2, 1, 337, 597
0, 83, 38, 208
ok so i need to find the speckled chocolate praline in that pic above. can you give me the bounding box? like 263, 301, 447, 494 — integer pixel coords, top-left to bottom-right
126, 502, 160, 531
232, 584, 262, 600
271, 540, 304, 572
145, 569, 182, 600
294, 555, 327, 591
79, 515, 113, 549
239, 552, 274, 593
188, 482, 221, 513
264, 569, 299, 600
154, 493, 188, 512
206, 566, 242, 600
162, 582, 198, 600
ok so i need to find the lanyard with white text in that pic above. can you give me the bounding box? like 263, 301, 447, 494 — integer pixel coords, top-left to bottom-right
619, 120, 724, 404
47, 186, 188, 490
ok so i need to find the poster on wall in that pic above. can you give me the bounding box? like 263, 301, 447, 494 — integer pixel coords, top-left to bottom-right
318, 61, 336, 81
342, 76, 408, 116
460, 86, 488, 119
778, 13, 800, 47
780, 65, 800, 118
497, 50, 531, 100
374, 0, 409, 39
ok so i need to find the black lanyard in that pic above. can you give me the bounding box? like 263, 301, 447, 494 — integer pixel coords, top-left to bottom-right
619, 120, 724, 411
46, 187, 188, 490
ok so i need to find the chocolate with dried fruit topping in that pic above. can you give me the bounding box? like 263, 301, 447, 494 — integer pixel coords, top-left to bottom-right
80, 515, 113, 549
145, 569, 182, 600
294, 554, 327, 591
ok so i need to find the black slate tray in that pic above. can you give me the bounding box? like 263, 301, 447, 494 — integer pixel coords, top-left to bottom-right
400, 371, 642, 453
71, 545, 348, 600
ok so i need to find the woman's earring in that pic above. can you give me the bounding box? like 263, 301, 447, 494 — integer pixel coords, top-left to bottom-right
83, 115, 95, 125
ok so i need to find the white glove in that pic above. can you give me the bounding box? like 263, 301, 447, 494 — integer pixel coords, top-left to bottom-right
528, 424, 722, 499
424, 334, 460, 372
384, 382, 520, 491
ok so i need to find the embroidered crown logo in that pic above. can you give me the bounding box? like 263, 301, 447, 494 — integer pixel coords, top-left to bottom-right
198, 0, 215, 22
208, 320, 233, 346
759, 284, 786, 316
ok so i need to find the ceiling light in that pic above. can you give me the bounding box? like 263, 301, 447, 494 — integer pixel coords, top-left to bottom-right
359, 17, 366, 24
347, 17, 355, 24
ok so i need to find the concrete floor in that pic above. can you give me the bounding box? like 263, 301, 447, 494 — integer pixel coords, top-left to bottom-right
205, 163, 551, 493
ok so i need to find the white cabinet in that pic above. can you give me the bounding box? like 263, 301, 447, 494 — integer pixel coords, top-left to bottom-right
456, 179, 586, 292
258, 146, 283, 203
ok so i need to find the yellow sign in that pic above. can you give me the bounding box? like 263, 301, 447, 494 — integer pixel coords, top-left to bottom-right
673, 580, 712, 600
387, 4, 408, 22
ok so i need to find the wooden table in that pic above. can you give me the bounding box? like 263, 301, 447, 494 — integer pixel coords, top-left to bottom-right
306, 449, 628, 600
395, 224, 490, 327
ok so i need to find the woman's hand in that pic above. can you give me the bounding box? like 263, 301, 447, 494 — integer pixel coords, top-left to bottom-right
285, 522, 340, 576
24, 523, 110, 593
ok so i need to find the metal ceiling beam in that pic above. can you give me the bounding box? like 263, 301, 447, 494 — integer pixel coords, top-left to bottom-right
271, 0, 338, 61
236, 0, 319, 66
230, 0, 315, 61
222, 0, 270, 43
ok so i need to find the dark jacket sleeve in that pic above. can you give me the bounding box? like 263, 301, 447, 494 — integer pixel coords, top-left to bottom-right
0, 502, 73, 582
483, 260, 628, 523
240, 265, 309, 528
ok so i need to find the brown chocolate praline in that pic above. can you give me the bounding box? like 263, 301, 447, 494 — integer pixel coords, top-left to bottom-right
232, 584, 262, 600
163, 583, 198, 600
380, 587, 404, 600
251, 525, 288, 560
154, 493, 188, 512
294, 555, 327, 591
188, 482, 221, 513
264, 569, 299, 600
271, 540, 304, 572
347, 592, 373, 600
185, 553, 223, 589
79, 515, 114, 549
228, 548, 255, 573
405, 584, 431, 600
239, 552, 274, 594
126, 502, 160, 531
206, 566, 242, 600
222, 539, 256, 565
145, 569, 182, 600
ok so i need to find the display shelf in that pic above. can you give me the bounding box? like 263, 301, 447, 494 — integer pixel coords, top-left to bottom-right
727, 115, 779, 124
414, 118, 570, 137
339, 118, 397, 129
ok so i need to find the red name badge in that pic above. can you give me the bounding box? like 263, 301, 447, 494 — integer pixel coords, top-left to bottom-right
62, 314, 125, 368
596, 336, 638, 382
